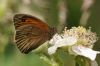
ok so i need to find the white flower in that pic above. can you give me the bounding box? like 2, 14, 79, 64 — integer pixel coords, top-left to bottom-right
48, 46, 57, 55
48, 34, 77, 54
54, 36, 77, 47
72, 45, 100, 61
49, 34, 62, 45
48, 26, 100, 61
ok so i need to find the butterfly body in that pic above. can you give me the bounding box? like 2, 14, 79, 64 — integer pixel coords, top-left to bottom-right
13, 14, 56, 54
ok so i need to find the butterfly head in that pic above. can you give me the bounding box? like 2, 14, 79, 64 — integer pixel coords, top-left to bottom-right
49, 27, 57, 39
14, 14, 30, 23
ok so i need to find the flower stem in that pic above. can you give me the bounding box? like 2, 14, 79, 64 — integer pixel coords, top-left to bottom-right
75, 55, 91, 66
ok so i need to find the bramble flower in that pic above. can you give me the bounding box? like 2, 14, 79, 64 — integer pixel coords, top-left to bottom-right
48, 26, 100, 61
48, 34, 77, 54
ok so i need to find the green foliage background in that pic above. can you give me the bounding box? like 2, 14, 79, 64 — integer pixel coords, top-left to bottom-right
0, 0, 100, 66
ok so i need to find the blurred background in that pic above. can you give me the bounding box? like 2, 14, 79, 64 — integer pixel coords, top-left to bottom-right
0, 0, 100, 66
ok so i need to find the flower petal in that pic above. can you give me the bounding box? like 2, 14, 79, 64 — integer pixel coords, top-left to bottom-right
49, 34, 62, 45
48, 46, 57, 55
72, 46, 100, 61
55, 36, 77, 47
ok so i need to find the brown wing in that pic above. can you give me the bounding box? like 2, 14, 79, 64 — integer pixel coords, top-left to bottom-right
13, 14, 51, 54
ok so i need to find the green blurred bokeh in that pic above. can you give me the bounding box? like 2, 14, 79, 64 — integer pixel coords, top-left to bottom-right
0, 0, 100, 66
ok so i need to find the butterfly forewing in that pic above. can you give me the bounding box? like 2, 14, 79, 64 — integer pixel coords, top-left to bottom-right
13, 14, 55, 54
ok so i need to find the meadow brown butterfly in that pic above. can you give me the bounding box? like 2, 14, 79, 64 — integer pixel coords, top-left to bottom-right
13, 14, 56, 54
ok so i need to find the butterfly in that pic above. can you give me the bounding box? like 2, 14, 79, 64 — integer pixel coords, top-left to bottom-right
13, 14, 56, 54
